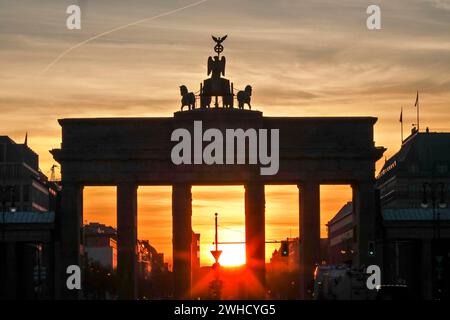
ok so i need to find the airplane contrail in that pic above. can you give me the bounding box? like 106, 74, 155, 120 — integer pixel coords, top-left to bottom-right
42, 0, 211, 74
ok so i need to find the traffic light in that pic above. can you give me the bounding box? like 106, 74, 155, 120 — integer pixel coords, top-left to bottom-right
281, 241, 289, 257
368, 241, 376, 257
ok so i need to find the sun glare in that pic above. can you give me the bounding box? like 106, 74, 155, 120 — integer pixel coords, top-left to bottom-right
192, 186, 245, 267
215, 244, 246, 267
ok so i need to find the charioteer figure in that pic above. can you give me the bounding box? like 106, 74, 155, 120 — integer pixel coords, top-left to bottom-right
179, 35, 253, 110
200, 35, 233, 108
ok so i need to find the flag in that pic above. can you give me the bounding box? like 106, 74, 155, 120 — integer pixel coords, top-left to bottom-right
399, 108, 403, 123
414, 91, 419, 107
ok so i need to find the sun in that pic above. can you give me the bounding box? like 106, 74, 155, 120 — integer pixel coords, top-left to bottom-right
215, 244, 246, 267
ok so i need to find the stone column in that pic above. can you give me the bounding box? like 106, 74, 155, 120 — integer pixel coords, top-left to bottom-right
352, 181, 377, 267
117, 183, 138, 299
57, 182, 83, 299
245, 182, 265, 299
298, 182, 320, 299
172, 184, 192, 299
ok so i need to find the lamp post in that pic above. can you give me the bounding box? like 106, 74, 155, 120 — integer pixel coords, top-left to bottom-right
421, 182, 446, 239
421, 181, 447, 300
209, 212, 223, 299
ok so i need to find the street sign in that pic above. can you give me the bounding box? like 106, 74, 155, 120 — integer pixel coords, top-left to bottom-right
210, 250, 222, 261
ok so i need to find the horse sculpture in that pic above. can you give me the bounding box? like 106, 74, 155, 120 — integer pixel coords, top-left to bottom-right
237, 85, 252, 110
180, 85, 196, 111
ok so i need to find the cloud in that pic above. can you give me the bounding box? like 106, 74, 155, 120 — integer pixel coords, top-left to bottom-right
1, 0, 449, 263
430, 0, 450, 10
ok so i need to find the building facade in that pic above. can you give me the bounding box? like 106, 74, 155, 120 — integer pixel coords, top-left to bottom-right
327, 202, 354, 265
0, 136, 60, 212
84, 222, 118, 271
377, 131, 450, 299
0, 136, 59, 299
137, 240, 152, 280
0, 212, 55, 299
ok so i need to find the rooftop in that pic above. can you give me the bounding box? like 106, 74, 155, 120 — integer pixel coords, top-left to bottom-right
377, 131, 450, 180
327, 201, 353, 225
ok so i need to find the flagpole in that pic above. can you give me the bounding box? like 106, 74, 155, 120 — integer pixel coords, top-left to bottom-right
400, 107, 403, 143
417, 97, 420, 132
416, 91, 420, 132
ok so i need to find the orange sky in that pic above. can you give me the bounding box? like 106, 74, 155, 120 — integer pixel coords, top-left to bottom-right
1, 0, 450, 266
83, 185, 352, 266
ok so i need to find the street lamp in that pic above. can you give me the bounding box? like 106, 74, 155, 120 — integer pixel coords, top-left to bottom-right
421, 182, 446, 239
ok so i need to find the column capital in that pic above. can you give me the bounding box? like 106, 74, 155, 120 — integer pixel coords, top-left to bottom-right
116, 181, 138, 188
297, 181, 320, 189
244, 182, 265, 198
172, 183, 192, 189
61, 181, 84, 189
351, 179, 376, 188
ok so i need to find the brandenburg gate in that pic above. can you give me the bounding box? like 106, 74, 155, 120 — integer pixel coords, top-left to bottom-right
51, 36, 385, 299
